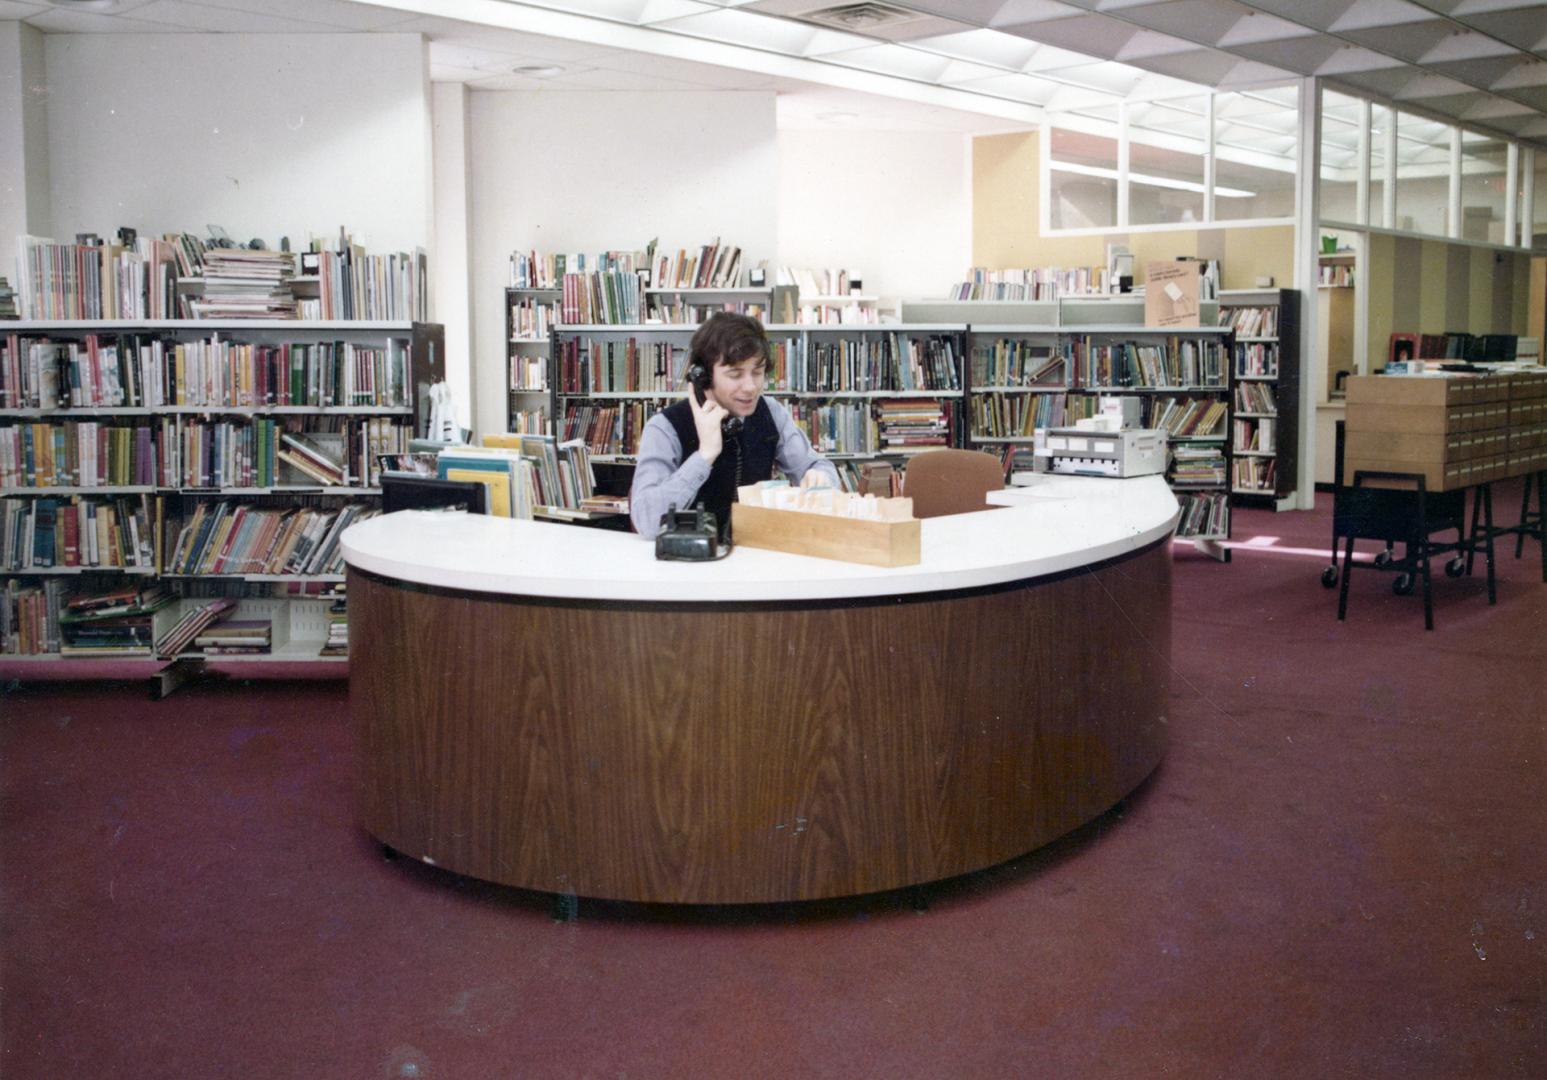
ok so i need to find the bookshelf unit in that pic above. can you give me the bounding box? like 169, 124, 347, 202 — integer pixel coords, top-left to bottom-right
547, 323, 966, 484
907, 296, 1233, 561
506, 285, 559, 434
1, 320, 443, 677
1219, 288, 1301, 509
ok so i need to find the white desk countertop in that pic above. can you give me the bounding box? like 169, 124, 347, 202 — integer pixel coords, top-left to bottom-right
342, 474, 1179, 603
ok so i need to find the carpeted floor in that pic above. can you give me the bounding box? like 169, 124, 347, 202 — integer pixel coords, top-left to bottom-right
2, 490, 1544, 1079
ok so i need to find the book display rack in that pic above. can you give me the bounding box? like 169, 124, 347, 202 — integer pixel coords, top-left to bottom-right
1, 319, 443, 680
1219, 289, 1301, 508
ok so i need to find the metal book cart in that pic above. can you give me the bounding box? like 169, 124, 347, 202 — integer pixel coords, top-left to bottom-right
1321, 421, 1493, 630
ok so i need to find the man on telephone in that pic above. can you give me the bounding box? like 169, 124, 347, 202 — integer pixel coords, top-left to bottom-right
630, 312, 839, 539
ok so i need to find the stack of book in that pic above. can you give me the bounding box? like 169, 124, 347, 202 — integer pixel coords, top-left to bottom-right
192, 618, 271, 655
1169, 445, 1227, 486
877, 400, 951, 453
322, 589, 348, 657
58, 585, 175, 657
188, 249, 297, 319
156, 597, 237, 658
0, 277, 18, 320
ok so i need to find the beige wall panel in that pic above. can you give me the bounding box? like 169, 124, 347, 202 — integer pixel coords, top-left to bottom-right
1220, 226, 1295, 290
1418, 241, 1448, 335
971, 133, 1039, 267
1365, 234, 1395, 371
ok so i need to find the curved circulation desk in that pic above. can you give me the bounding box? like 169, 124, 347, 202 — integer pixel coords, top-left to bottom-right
343, 474, 1178, 904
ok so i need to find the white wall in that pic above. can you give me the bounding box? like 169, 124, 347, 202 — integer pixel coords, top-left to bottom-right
0, 21, 50, 281
466, 90, 778, 437
777, 128, 970, 304
42, 33, 430, 254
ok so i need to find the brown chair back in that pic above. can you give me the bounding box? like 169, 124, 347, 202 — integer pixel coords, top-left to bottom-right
904, 449, 1006, 519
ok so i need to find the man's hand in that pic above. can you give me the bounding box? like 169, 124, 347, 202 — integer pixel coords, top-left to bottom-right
690, 388, 727, 464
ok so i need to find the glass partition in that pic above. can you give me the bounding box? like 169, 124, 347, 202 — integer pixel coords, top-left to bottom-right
1395, 112, 1452, 238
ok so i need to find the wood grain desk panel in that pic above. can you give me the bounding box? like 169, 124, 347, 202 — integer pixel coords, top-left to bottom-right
350, 540, 1169, 904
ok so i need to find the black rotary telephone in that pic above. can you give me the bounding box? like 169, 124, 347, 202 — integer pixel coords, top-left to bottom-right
687, 364, 744, 436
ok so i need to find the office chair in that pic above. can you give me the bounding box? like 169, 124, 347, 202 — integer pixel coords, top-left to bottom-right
903, 449, 1005, 519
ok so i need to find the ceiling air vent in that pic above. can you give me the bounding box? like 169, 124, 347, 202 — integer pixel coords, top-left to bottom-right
794, 3, 923, 32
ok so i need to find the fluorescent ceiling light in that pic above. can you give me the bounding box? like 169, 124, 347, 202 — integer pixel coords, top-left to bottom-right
1050, 160, 1256, 199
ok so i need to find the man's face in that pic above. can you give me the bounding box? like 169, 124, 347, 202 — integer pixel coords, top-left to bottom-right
710, 356, 766, 417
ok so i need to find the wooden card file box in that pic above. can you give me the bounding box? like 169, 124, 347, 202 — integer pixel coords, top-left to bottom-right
731, 504, 921, 567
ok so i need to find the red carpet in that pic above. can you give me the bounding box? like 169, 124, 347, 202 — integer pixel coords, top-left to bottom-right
3, 490, 1544, 1078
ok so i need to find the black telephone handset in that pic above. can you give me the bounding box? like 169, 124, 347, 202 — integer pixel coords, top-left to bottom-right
687, 364, 744, 436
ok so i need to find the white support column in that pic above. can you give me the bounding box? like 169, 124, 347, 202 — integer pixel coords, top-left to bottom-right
1449, 128, 1462, 239
1117, 101, 1131, 228
1523, 148, 1535, 249
1382, 112, 1397, 229
1505, 141, 1519, 246
1356, 98, 1371, 226
1294, 77, 1320, 512
431, 81, 477, 435
1204, 93, 1217, 224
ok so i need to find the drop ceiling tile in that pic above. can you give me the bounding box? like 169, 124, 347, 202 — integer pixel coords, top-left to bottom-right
464, 73, 556, 91
987, 0, 1090, 26
1225, 0, 1358, 32
384, 17, 628, 62
1400, 90, 1492, 117
1022, 43, 1109, 71
539, 65, 714, 90
592, 49, 779, 87
1328, 0, 1437, 32
1421, 31, 1520, 64
1216, 9, 1320, 47
1339, 21, 1454, 63
1317, 45, 1414, 76
1426, 55, 1538, 89
994, 12, 1138, 59
1213, 57, 1300, 87
1226, 36, 1344, 73
907, 28, 1042, 68
1494, 60, 1547, 89
22, 7, 192, 32
0, 1, 47, 18
1330, 68, 1423, 97
1112, 0, 1258, 46
1124, 46, 1246, 83
1454, 7, 1547, 49
129, 1, 340, 34
1116, 29, 1203, 60
1460, 94, 1537, 119
181, 0, 421, 31
1395, 74, 1484, 98
1504, 84, 1547, 110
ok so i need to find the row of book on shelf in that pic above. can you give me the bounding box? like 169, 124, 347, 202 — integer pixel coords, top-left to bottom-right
3, 579, 346, 659
15, 229, 427, 322
549, 334, 963, 396
1, 332, 414, 410
511, 239, 747, 294
0, 416, 406, 489
1, 491, 368, 578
